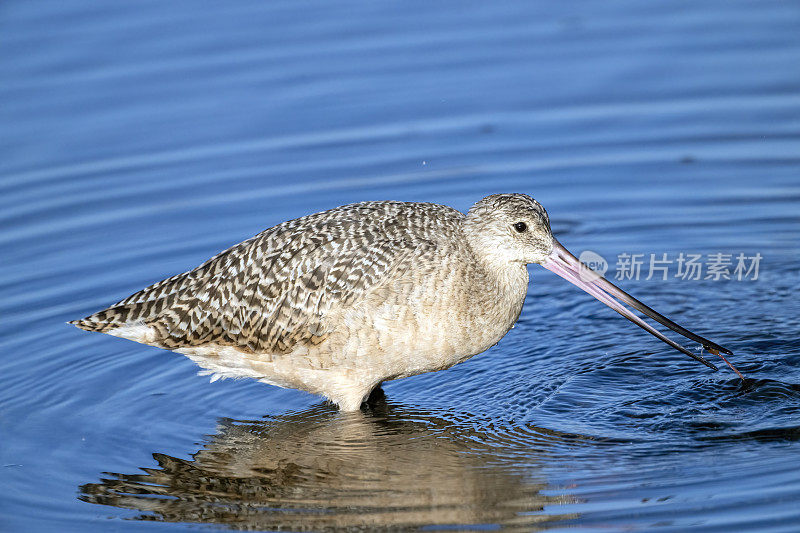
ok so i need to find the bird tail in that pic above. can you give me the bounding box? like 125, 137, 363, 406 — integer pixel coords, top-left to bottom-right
68, 307, 127, 333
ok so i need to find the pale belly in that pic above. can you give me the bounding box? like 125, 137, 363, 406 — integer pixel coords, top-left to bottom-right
111, 262, 528, 411
173, 276, 524, 411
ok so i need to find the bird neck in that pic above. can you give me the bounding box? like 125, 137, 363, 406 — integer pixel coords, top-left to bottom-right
470, 254, 529, 339
489, 261, 530, 300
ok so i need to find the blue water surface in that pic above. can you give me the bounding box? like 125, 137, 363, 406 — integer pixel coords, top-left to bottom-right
2, 1, 799, 531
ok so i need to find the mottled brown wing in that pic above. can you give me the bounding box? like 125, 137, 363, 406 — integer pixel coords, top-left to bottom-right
71, 212, 435, 355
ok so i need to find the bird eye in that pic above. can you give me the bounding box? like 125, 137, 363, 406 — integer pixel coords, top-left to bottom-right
513, 222, 527, 233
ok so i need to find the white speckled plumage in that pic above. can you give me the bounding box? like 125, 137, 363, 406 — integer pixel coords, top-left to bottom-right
72, 194, 555, 410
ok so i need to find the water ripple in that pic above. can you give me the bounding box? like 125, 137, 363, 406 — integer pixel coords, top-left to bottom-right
2, 0, 799, 530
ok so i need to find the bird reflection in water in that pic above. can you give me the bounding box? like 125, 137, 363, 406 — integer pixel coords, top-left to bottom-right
79, 392, 578, 530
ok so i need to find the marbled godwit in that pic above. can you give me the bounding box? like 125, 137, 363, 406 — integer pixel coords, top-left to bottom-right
70, 194, 741, 410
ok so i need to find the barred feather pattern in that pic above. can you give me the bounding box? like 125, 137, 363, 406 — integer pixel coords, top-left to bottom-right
70, 201, 459, 355
71, 194, 552, 409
